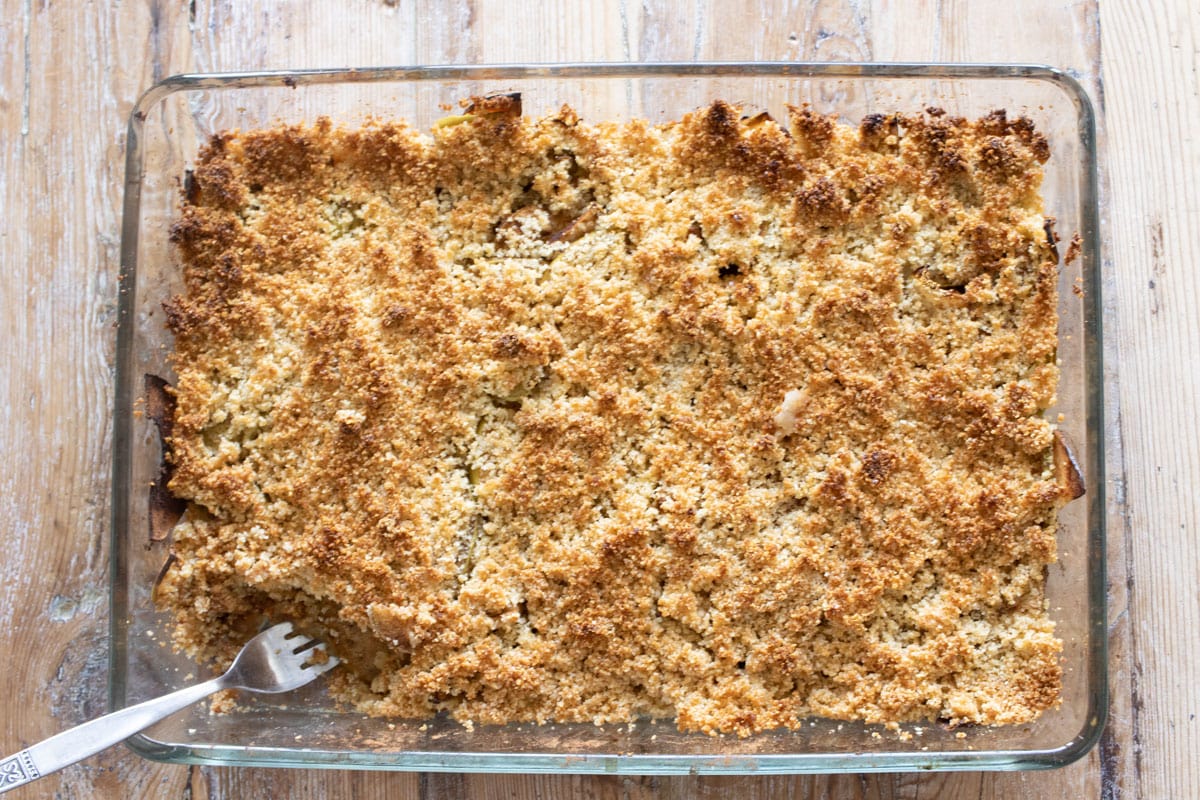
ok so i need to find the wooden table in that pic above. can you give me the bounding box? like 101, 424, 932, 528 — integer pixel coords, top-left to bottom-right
0, 0, 1192, 796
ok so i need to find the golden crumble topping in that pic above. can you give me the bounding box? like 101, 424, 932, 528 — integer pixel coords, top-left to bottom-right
157, 98, 1071, 735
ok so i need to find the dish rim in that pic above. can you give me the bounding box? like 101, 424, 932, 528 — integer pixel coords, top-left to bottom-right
111, 61, 1106, 774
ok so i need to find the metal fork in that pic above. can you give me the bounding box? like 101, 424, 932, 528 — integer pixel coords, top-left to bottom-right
0, 622, 338, 793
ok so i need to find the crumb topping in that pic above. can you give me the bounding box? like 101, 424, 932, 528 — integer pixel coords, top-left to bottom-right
158, 101, 1067, 736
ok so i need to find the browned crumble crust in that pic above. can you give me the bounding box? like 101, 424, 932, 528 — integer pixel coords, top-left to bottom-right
159, 101, 1069, 736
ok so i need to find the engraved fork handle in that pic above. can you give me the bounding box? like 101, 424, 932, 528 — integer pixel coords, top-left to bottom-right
0, 678, 222, 793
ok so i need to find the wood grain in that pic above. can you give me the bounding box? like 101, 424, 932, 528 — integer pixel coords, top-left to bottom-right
1101, 1, 1200, 797
0, 0, 192, 798
0, 0, 1171, 797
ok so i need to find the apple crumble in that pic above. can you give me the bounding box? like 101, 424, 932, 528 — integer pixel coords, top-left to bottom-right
157, 97, 1075, 735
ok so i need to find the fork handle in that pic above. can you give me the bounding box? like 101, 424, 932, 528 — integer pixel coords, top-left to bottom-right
0, 678, 222, 793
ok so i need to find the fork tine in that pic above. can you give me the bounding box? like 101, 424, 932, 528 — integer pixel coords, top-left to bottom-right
224, 623, 339, 693
288, 636, 316, 653
299, 643, 336, 667
305, 655, 340, 675
259, 623, 295, 647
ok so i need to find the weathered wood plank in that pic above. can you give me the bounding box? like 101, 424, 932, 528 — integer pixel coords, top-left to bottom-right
1101, 1, 1200, 798
0, 0, 193, 797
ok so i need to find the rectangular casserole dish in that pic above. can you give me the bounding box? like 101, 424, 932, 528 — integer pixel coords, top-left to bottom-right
112, 62, 1105, 774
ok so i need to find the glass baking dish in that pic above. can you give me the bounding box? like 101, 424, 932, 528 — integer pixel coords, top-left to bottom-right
112, 62, 1105, 774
